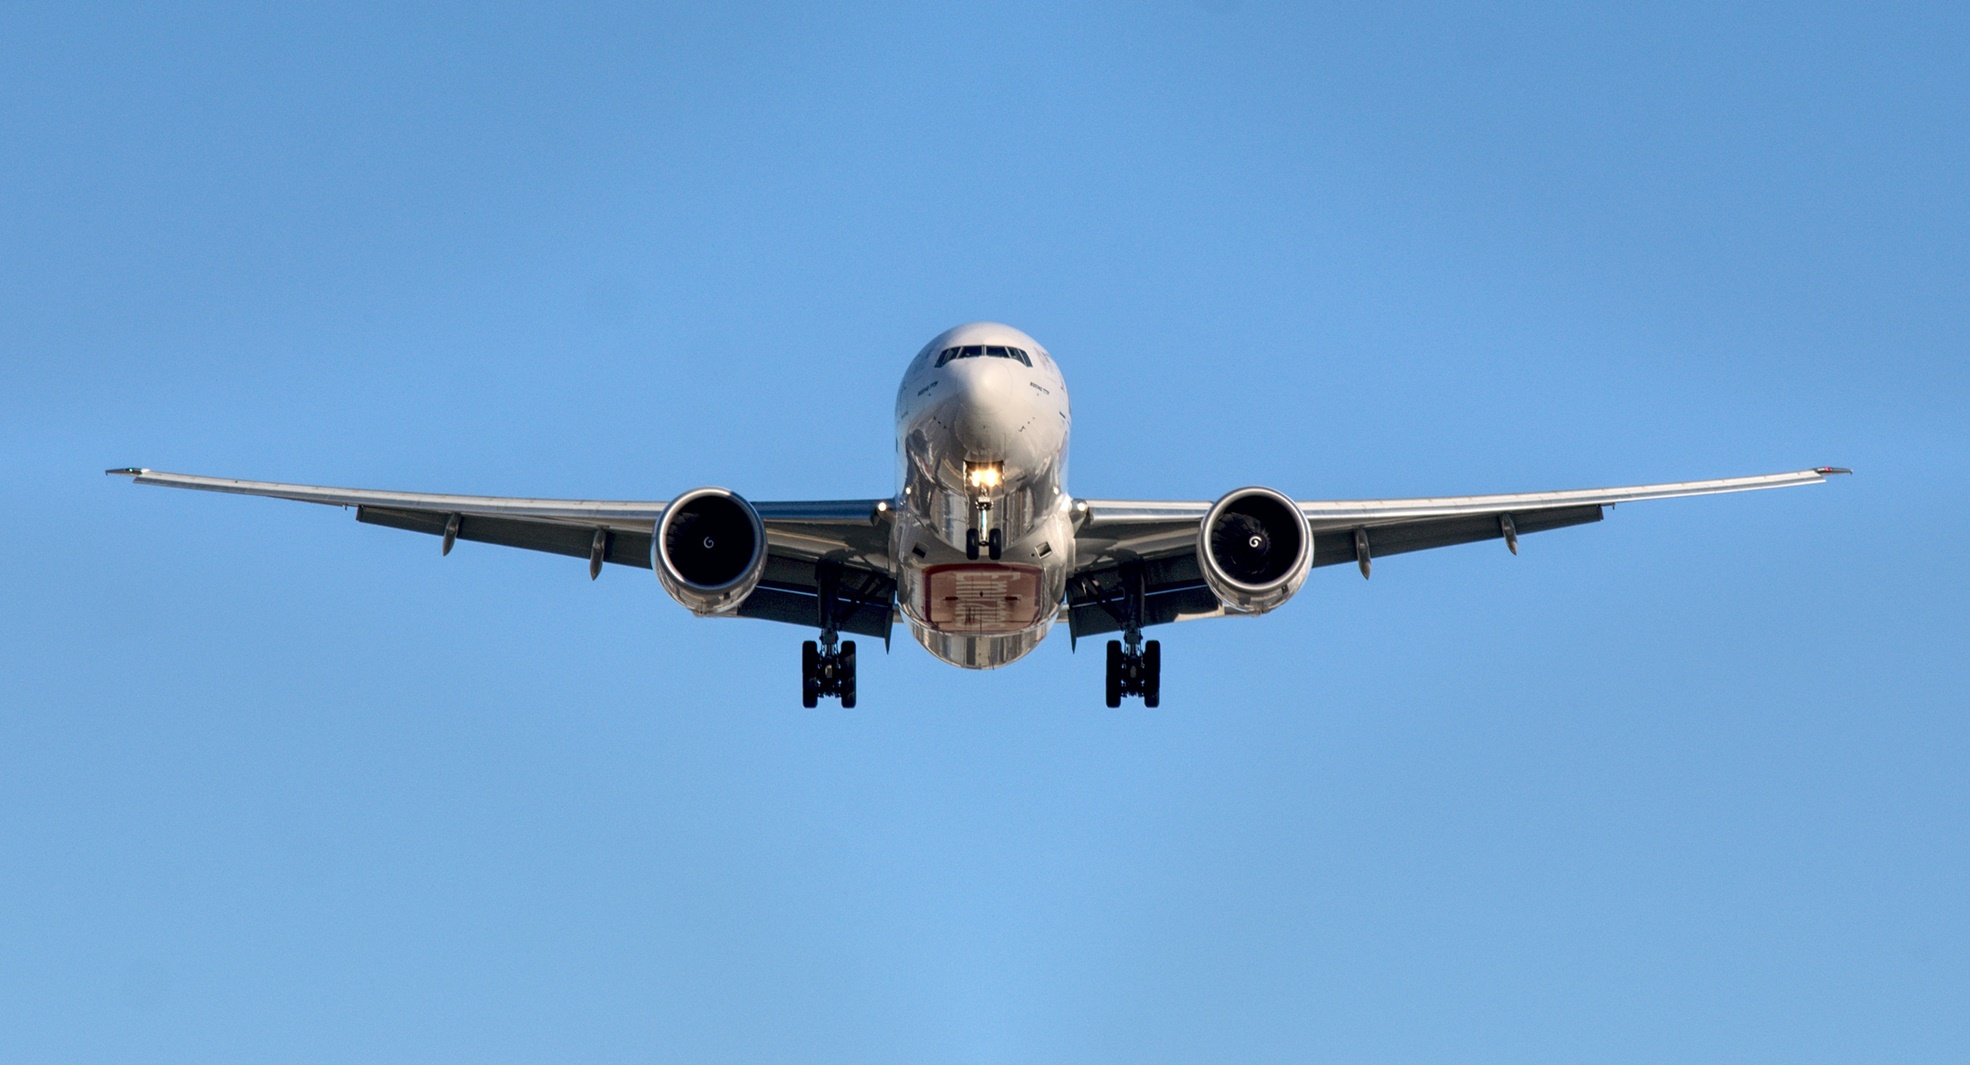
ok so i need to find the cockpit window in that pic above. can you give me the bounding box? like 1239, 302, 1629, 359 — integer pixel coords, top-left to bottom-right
934, 344, 1032, 368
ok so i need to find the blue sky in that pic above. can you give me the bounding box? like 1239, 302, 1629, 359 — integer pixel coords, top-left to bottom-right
2, 3, 1965, 1061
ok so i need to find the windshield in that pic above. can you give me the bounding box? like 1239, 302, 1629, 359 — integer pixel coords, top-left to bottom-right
933, 344, 1032, 368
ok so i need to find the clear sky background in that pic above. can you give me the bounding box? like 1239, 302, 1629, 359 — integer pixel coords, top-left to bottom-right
2, 3, 1965, 1062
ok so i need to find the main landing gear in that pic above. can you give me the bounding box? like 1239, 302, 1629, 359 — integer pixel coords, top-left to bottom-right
802, 636, 856, 708
1105, 635, 1160, 707
801, 559, 858, 708
1090, 560, 1161, 707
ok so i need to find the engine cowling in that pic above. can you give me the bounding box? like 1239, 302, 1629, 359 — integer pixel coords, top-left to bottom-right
1197, 486, 1312, 615
653, 488, 767, 615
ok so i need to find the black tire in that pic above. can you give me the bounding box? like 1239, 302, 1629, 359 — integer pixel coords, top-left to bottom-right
1142, 640, 1161, 708
965, 528, 980, 560
839, 641, 857, 708
1104, 640, 1123, 708
987, 527, 1003, 560
801, 640, 820, 708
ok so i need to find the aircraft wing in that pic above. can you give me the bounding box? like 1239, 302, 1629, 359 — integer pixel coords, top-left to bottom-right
1065, 467, 1848, 640
108, 468, 898, 637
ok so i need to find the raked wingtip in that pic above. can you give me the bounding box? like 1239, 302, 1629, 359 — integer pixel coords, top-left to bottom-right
106, 467, 149, 477
1815, 466, 1853, 476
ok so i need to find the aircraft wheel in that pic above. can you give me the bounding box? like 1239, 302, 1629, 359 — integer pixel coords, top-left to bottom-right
987, 527, 1004, 560
839, 641, 857, 709
1142, 640, 1161, 708
801, 640, 820, 708
1104, 640, 1123, 708
965, 528, 980, 560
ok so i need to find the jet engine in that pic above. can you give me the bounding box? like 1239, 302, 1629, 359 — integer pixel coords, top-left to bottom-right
653, 488, 767, 615
1197, 486, 1312, 614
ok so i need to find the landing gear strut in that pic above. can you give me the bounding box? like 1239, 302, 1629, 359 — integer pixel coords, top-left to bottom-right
801, 560, 858, 708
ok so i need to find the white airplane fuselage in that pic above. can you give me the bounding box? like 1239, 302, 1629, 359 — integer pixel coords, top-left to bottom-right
891, 322, 1075, 668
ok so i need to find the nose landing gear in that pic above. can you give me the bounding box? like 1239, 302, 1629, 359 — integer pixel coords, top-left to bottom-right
965, 501, 1004, 561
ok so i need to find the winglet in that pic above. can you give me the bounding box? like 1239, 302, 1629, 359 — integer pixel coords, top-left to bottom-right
105, 467, 149, 477
1815, 467, 1853, 476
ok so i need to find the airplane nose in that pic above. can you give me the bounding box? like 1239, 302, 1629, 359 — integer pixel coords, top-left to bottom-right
944, 359, 1019, 453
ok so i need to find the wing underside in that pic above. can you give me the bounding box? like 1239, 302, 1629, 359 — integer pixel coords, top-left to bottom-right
113, 469, 897, 637
1066, 468, 1844, 639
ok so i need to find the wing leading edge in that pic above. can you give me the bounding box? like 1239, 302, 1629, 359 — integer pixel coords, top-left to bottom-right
108, 468, 672, 525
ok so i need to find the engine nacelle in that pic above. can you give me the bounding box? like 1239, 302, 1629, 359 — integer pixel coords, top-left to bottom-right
1197, 486, 1312, 615
653, 488, 767, 616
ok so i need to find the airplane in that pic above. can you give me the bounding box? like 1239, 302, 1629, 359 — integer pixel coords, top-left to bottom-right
110, 321, 1847, 708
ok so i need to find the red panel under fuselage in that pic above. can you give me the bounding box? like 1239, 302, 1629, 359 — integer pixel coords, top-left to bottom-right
921, 563, 1047, 634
